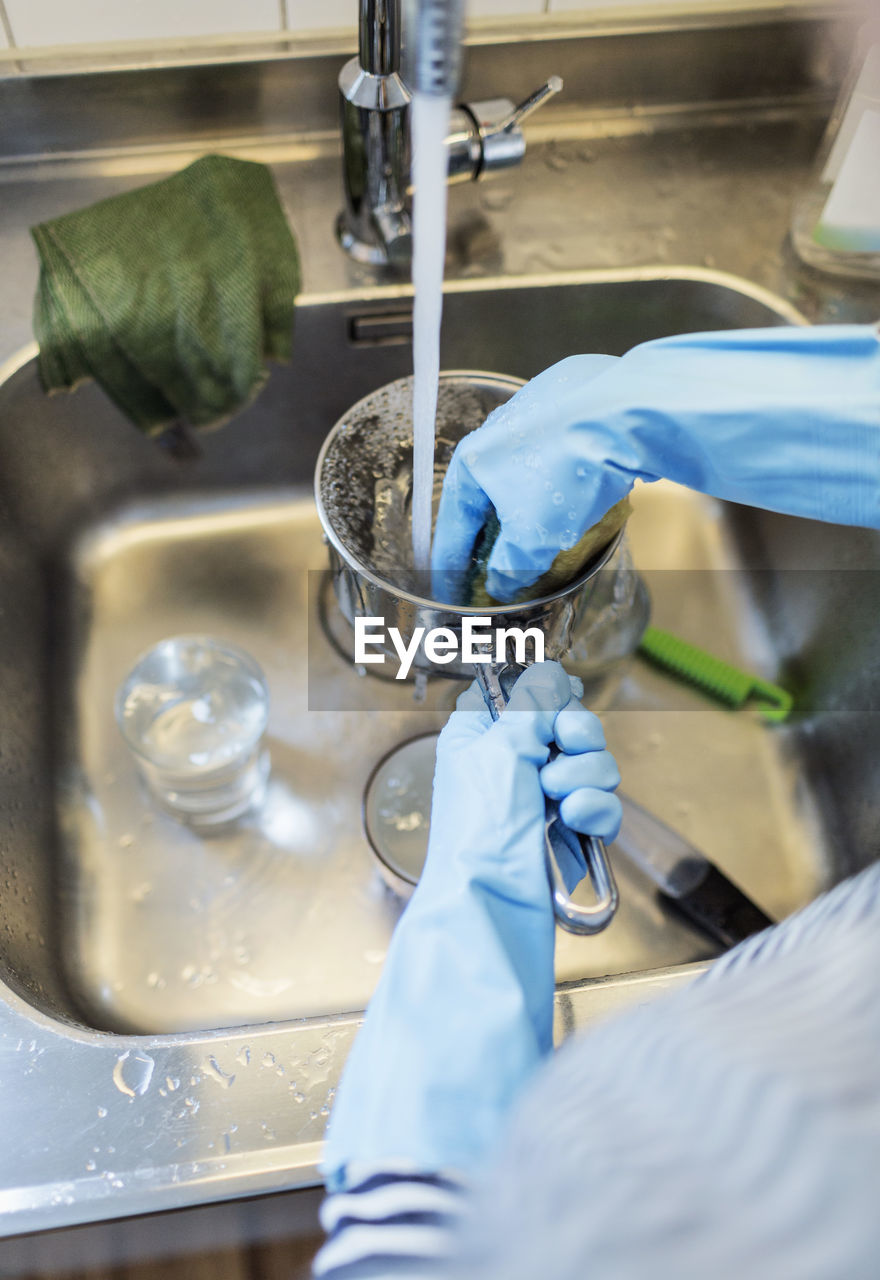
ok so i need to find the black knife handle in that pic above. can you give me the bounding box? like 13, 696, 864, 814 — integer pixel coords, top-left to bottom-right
671, 865, 774, 949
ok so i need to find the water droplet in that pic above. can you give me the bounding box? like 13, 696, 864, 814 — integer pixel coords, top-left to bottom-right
261, 1051, 276, 1068
118, 834, 134, 849
97, 1107, 108, 1118
113, 1050, 155, 1099
545, 142, 569, 172
201, 1055, 236, 1089
480, 185, 514, 213
85, 1159, 96, 1172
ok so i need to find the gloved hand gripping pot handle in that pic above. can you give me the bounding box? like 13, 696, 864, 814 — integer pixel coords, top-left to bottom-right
476, 662, 619, 934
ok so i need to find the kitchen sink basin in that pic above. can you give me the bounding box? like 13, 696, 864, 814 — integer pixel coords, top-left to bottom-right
0, 267, 874, 1041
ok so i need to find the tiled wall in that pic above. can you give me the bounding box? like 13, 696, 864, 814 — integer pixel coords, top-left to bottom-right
0, 0, 730, 57
3, 0, 282, 48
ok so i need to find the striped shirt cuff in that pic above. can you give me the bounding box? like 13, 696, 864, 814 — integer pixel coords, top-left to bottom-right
314, 1170, 468, 1279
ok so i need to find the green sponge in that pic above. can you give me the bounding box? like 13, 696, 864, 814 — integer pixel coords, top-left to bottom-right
466, 497, 631, 608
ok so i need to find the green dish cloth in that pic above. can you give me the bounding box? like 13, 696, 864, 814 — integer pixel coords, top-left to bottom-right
31, 154, 301, 435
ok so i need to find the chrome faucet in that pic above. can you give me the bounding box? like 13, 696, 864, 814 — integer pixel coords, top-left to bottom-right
337, 0, 562, 268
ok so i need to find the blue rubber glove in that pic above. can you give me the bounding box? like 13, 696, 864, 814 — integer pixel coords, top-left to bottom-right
321, 661, 622, 1192
431, 324, 880, 602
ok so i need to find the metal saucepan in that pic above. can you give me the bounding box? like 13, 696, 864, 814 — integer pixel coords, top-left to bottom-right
315, 371, 620, 934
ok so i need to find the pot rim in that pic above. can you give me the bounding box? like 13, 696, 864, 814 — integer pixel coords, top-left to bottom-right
314, 369, 623, 616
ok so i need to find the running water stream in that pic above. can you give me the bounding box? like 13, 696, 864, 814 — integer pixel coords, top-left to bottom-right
410, 90, 452, 578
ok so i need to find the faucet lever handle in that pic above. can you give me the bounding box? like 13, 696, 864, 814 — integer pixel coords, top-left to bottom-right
459, 76, 562, 179
495, 75, 564, 134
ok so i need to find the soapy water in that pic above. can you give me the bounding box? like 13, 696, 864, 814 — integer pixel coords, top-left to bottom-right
137, 685, 265, 774
410, 91, 452, 573
120, 641, 267, 774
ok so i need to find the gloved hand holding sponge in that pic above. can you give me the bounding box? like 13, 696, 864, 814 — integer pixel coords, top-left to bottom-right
432, 324, 880, 603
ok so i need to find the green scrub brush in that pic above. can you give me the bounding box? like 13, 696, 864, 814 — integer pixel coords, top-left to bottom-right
637, 626, 792, 722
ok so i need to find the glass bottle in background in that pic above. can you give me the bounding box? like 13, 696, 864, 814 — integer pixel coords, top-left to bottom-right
791, 19, 880, 281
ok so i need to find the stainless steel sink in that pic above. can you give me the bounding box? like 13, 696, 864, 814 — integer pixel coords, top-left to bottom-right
1, 267, 877, 1230
0, 266, 802, 1030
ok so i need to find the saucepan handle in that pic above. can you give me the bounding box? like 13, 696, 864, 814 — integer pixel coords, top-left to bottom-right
475, 663, 619, 936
